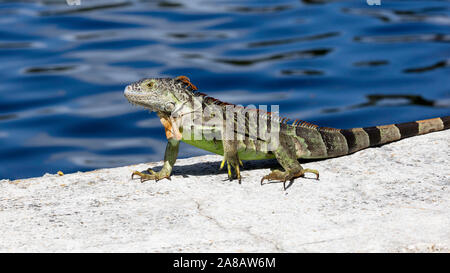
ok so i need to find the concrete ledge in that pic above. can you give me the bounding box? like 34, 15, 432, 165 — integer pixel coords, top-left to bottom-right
1, 130, 449, 252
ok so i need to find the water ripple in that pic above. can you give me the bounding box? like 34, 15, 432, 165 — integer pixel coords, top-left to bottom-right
39, 1, 133, 16
354, 34, 450, 43
403, 60, 450, 73
215, 48, 332, 66
248, 32, 340, 48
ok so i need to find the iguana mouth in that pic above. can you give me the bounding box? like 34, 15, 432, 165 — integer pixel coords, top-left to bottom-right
123, 84, 143, 100
124, 85, 155, 110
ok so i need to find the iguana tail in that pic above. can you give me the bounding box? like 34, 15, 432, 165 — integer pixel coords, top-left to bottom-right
307, 116, 449, 159
337, 116, 450, 155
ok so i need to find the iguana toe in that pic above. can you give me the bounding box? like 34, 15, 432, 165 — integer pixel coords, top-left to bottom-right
131, 168, 171, 183
220, 158, 242, 183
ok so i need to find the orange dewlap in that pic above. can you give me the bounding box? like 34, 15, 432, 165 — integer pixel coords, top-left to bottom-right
159, 116, 182, 140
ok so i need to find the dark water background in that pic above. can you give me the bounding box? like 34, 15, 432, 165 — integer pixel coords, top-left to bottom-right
1, 0, 449, 179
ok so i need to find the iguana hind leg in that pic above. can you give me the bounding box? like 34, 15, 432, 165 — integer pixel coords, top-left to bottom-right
260, 135, 319, 189
260, 168, 319, 189
131, 138, 179, 183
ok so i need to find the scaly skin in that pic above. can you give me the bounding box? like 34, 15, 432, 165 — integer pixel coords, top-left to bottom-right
124, 76, 450, 189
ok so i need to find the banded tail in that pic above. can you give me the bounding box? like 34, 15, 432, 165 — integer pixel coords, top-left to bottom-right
342, 116, 449, 152
299, 116, 449, 159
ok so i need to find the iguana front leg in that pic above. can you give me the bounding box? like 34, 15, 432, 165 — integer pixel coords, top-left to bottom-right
260, 134, 319, 189
220, 139, 243, 183
131, 114, 181, 182
132, 138, 179, 182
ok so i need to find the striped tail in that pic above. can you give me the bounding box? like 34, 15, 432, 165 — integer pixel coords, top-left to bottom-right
338, 116, 450, 155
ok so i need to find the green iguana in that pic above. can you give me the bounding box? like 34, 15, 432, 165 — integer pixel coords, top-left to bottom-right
124, 76, 449, 189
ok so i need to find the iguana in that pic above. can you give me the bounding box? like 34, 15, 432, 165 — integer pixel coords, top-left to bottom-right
124, 76, 449, 188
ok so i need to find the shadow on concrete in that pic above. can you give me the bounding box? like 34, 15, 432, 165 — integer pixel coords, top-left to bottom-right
145, 157, 327, 178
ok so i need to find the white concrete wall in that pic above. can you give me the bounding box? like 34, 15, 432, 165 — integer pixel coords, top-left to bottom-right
0, 130, 449, 252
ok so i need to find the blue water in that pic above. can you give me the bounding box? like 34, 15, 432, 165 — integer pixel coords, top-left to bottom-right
0, 0, 449, 179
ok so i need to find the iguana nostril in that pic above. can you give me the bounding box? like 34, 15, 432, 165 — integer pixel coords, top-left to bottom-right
124, 85, 132, 95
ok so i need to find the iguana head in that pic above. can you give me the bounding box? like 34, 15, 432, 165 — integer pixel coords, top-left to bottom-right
124, 76, 198, 115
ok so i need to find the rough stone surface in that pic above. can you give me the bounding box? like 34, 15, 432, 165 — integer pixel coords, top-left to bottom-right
0, 130, 449, 252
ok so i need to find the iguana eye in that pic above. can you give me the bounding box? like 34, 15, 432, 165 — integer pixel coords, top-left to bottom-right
147, 81, 155, 88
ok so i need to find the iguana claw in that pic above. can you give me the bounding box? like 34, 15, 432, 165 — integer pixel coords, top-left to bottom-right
220, 158, 242, 183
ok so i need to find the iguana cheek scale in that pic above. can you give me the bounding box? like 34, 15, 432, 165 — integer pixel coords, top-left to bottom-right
124, 76, 450, 189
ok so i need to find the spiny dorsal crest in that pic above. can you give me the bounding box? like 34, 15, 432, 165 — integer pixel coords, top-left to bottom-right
173, 76, 330, 130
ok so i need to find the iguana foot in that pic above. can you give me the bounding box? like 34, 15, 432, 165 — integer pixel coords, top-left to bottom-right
131, 168, 171, 183
260, 168, 319, 189
219, 157, 243, 183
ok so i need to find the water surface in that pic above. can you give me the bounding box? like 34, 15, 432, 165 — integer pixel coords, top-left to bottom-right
1, 0, 449, 179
